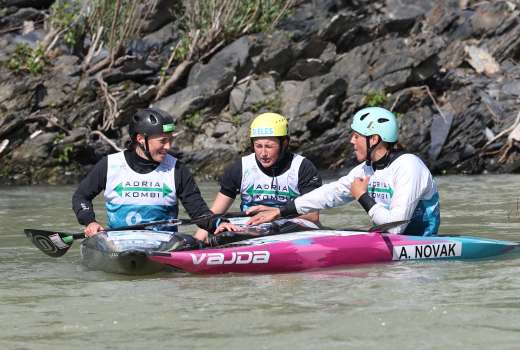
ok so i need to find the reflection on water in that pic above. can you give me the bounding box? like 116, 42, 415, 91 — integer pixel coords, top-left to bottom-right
1, 175, 520, 350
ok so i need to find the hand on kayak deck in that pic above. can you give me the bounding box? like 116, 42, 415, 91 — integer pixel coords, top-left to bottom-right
84, 222, 105, 237
214, 222, 243, 234
246, 206, 281, 225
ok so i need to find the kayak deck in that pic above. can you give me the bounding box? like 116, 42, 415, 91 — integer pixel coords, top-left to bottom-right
79, 230, 192, 275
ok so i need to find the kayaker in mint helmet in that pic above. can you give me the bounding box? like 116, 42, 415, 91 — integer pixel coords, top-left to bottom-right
72, 107, 218, 237
246, 107, 440, 236
193, 112, 323, 242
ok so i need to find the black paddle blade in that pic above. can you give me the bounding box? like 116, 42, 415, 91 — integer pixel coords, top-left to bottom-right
368, 220, 410, 233
24, 229, 73, 257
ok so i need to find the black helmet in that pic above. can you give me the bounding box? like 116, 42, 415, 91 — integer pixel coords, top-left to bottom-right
129, 108, 176, 140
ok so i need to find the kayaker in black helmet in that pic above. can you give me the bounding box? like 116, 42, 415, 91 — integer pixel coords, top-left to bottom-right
194, 112, 323, 242
72, 107, 217, 236
246, 107, 440, 236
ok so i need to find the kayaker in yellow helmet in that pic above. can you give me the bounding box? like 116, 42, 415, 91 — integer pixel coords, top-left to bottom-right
246, 107, 440, 236
195, 112, 322, 242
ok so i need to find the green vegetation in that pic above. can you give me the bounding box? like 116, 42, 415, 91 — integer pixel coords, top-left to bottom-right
52, 133, 74, 164
49, 0, 84, 47
56, 145, 74, 164
7, 43, 48, 75
231, 114, 242, 127
174, 0, 294, 61
184, 111, 203, 128
364, 91, 388, 107
157, 0, 295, 100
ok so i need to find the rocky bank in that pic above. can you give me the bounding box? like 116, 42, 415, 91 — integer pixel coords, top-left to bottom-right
1, 0, 520, 185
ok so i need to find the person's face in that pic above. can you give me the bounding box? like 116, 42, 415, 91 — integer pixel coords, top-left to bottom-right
350, 132, 381, 162
253, 137, 281, 168
136, 132, 173, 162
350, 131, 369, 162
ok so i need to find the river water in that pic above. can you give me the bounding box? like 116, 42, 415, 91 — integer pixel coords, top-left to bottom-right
1, 175, 520, 350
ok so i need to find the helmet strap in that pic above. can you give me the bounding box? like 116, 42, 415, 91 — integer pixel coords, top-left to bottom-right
365, 135, 381, 166
137, 135, 159, 164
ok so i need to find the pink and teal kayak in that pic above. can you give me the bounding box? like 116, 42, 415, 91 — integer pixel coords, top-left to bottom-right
148, 230, 520, 274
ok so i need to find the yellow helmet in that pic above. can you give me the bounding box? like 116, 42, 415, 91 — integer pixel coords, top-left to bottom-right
249, 113, 289, 138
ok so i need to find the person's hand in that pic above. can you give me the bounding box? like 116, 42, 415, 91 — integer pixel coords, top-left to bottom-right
193, 229, 209, 243
214, 222, 243, 234
246, 206, 281, 225
84, 222, 105, 237
350, 176, 370, 200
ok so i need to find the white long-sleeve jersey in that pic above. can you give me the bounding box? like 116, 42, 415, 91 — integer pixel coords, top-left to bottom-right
294, 153, 440, 235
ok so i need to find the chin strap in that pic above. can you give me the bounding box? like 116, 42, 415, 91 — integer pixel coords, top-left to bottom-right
365, 136, 381, 166
138, 136, 159, 164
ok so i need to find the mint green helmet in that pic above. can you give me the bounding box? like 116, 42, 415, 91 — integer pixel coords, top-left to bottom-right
350, 107, 398, 142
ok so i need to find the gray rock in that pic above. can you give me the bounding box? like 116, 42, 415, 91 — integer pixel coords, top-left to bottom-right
211, 121, 232, 138
40, 79, 74, 109
140, 0, 178, 33
319, 12, 357, 42
63, 128, 88, 144
429, 112, 454, 161
11, 131, 56, 163
154, 85, 211, 119
319, 42, 337, 65
286, 59, 328, 81
470, 2, 513, 37
422, 1, 460, 35
277, 1, 324, 40
142, 22, 178, 51
4, 0, 520, 182
229, 75, 277, 115
0, 7, 43, 30
102, 66, 156, 85
188, 36, 254, 92
2, 0, 54, 8
489, 23, 520, 63
254, 31, 295, 77
297, 36, 329, 59
385, 0, 435, 20
0, 113, 24, 139
335, 25, 375, 54
179, 146, 237, 179
502, 81, 520, 97
298, 126, 349, 169
52, 55, 80, 77
281, 73, 346, 137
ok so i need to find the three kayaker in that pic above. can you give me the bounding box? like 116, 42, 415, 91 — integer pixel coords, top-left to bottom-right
194, 112, 323, 242
72, 108, 218, 236
246, 107, 440, 236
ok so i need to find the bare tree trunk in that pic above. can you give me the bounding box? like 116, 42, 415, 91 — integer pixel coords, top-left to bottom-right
154, 59, 194, 101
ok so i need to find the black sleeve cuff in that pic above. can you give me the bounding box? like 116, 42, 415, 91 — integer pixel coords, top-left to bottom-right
280, 201, 298, 218
77, 211, 96, 226
357, 192, 376, 213
200, 216, 229, 234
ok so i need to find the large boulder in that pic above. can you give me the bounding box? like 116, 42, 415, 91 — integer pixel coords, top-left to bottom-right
0, 7, 43, 31
281, 72, 347, 140
229, 75, 277, 115
153, 85, 212, 119
188, 36, 255, 92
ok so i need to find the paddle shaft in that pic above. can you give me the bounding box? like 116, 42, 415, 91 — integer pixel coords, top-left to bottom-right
25, 211, 249, 254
